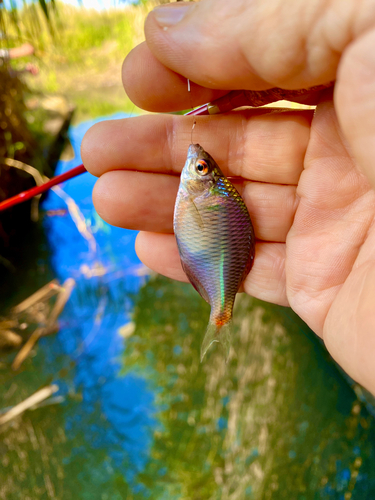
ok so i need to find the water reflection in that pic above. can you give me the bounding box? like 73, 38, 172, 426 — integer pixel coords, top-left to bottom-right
41, 115, 158, 493
1, 115, 375, 499
1, 114, 156, 499
124, 275, 375, 499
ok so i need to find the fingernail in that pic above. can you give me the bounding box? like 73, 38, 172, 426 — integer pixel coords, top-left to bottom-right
153, 4, 192, 28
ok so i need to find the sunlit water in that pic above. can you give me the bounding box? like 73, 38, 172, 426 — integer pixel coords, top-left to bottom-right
1, 114, 375, 499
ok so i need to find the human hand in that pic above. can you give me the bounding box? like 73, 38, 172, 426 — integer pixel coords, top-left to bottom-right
9, 43, 35, 59
82, 0, 375, 393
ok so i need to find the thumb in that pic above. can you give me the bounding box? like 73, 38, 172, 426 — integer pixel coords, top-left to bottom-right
145, 0, 365, 91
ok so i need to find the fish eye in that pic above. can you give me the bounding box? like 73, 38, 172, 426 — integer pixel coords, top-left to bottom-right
195, 159, 209, 176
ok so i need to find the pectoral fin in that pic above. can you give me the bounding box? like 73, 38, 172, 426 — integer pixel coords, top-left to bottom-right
190, 197, 204, 230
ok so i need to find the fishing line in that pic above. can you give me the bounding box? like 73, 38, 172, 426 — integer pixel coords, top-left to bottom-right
187, 78, 197, 145
191, 119, 196, 145
128, 102, 136, 119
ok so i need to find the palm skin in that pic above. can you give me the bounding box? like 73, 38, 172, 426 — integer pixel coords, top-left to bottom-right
286, 98, 375, 390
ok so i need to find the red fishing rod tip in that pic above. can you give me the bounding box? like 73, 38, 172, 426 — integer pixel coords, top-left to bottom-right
0, 164, 87, 212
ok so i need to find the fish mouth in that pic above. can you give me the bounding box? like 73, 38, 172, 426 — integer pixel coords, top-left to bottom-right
187, 143, 204, 158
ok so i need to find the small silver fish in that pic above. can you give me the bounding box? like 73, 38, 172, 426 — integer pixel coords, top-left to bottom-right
174, 144, 255, 360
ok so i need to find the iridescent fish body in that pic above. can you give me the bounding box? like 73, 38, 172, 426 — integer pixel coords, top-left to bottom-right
173, 144, 255, 360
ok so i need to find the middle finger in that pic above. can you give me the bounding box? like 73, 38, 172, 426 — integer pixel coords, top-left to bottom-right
93, 170, 298, 243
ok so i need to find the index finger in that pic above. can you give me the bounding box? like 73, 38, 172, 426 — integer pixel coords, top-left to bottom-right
81, 109, 312, 185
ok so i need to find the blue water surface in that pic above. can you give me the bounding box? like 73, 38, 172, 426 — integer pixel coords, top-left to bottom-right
42, 114, 157, 488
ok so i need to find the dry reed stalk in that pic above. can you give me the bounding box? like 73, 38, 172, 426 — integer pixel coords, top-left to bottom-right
11, 278, 75, 370
12, 280, 60, 314
0, 385, 59, 426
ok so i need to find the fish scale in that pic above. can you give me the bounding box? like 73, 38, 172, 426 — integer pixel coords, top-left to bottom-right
174, 144, 255, 360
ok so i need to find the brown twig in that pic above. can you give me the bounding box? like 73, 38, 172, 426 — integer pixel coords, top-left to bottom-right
11, 278, 76, 371
0, 385, 59, 426
12, 279, 60, 314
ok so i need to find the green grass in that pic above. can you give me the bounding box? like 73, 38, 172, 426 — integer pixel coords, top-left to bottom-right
4, 1, 157, 123
71, 86, 138, 121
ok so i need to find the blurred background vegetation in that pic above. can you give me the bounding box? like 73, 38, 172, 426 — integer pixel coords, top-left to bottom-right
0, 0, 158, 266
16, 2, 153, 121
1, 0, 155, 121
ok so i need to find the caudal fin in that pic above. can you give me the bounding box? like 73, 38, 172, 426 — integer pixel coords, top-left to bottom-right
200, 320, 232, 362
